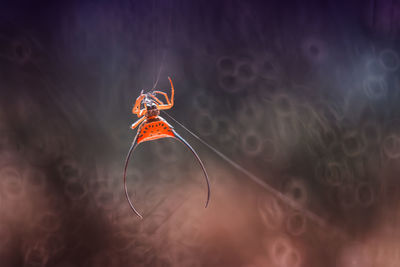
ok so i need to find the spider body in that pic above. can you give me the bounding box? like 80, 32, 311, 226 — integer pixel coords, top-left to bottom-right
129, 77, 175, 143
124, 77, 211, 219
144, 101, 160, 118
136, 118, 174, 144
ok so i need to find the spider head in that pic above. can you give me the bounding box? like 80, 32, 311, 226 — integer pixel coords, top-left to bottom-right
142, 94, 156, 109
142, 93, 159, 117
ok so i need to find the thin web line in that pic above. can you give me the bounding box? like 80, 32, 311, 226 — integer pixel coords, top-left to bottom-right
162, 110, 345, 235
152, 0, 157, 88
152, 0, 172, 90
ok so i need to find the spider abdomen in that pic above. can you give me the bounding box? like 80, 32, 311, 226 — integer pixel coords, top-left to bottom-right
137, 118, 174, 144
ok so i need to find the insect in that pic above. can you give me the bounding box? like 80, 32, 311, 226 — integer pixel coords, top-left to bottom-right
123, 77, 211, 219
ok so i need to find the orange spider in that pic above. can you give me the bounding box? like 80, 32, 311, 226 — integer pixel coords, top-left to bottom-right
124, 77, 211, 219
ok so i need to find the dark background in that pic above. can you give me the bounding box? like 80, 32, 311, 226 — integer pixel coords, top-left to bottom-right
0, 0, 400, 266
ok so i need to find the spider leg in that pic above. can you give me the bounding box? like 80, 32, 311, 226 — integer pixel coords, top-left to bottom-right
132, 94, 145, 116
123, 132, 143, 219
131, 116, 146, 130
150, 95, 165, 106
158, 104, 173, 110
152, 91, 171, 105
153, 77, 175, 110
138, 108, 147, 117
173, 130, 211, 208
168, 76, 174, 107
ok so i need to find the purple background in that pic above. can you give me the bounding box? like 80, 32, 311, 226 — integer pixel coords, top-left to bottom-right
1, 0, 400, 266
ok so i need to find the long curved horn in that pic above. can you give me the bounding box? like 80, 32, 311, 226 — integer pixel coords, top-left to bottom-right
173, 130, 211, 208
123, 133, 143, 219
124, 129, 211, 219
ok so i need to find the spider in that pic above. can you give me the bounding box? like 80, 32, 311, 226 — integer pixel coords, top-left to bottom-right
124, 77, 211, 219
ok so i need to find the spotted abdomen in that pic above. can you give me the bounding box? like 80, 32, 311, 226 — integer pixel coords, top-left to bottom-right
137, 119, 175, 144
